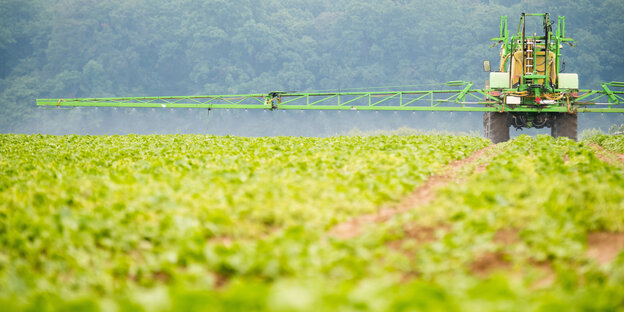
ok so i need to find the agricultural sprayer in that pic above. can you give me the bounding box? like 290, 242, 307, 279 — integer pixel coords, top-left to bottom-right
37, 13, 623, 142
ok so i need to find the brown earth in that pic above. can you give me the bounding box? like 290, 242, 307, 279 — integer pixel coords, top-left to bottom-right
403, 223, 441, 242
491, 229, 554, 287
208, 236, 234, 247
471, 252, 511, 277
587, 231, 624, 264
530, 261, 555, 290
211, 272, 230, 288
589, 143, 624, 166
494, 228, 520, 245
329, 145, 495, 239
471, 230, 624, 284
387, 223, 450, 254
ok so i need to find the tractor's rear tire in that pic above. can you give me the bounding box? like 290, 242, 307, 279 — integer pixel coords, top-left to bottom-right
551, 113, 578, 141
484, 112, 510, 143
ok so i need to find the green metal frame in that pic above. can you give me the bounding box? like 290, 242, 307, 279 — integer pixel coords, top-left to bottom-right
37, 80, 624, 113
489, 13, 576, 96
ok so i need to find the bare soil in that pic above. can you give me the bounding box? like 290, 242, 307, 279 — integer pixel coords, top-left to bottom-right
471, 230, 624, 287
589, 143, 624, 166
587, 231, 624, 264
530, 261, 555, 290
208, 236, 234, 247
212, 272, 230, 288
387, 223, 450, 254
494, 228, 520, 245
471, 252, 511, 277
403, 223, 440, 242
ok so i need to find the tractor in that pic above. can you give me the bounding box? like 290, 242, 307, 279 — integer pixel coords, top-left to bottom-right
38, 13, 623, 142
485, 13, 582, 142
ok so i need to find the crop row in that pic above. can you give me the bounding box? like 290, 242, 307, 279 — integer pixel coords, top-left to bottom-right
0, 134, 488, 311
2, 134, 622, 311
374, 135, 624, 310
586, 134, 624, 153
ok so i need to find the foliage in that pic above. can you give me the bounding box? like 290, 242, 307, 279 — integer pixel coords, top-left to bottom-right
346, 126, 480, 137
609, 123, 624, 135
585, 134, 624, 153
578, 127, 604, 141
0, 134, 488, 310
2, 134, 624, 310
381, 135, 624, 309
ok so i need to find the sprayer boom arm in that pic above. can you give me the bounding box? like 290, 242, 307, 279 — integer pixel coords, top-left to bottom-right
37, 81, 624, 113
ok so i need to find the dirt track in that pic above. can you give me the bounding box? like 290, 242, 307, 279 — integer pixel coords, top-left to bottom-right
329, 141, 624, 287
590, 143, 624, 166
329, 145, 496, 239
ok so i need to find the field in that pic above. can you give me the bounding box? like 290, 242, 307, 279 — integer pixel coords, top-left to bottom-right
1, 133, 624, 311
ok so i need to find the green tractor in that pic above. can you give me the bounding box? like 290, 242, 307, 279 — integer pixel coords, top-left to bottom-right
484, 13, 581, 143
38, 13, 623, 142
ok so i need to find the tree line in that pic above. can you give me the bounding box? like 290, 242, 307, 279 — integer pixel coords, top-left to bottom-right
1, 0, 622, 134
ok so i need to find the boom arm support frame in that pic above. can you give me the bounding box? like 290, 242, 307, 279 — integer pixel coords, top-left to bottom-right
37, 81, 624, 113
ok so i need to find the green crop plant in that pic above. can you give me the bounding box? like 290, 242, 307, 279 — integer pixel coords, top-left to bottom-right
372, 135, 624, 310
585, 134, 624, 153
0, 134, 488, 310
1, 134, 623, 311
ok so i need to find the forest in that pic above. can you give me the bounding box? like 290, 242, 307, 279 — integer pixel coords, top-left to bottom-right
1, 0, 623, 135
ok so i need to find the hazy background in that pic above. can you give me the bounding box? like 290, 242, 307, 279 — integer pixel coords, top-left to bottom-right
1, 0, 623, 136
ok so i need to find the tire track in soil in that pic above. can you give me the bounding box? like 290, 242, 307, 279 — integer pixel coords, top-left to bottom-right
589, 143, 624, 166
587, 232, 624, 265
329, 144, 496, 239
585, 145, 624, 263
330, 142, 622, 285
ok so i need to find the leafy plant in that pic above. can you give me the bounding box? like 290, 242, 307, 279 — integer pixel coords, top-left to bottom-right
579, 128, 604, 141
2, 134, 623, 311
585, 134, 624, 153
0, 133, 489, 310
609, 124, 624, 135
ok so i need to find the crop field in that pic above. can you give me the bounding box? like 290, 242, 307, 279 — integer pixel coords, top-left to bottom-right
1, 133, 624, 311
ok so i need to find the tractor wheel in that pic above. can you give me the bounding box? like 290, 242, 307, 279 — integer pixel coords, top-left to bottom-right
483, 112, 510, 143
551, 113, 578, 141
